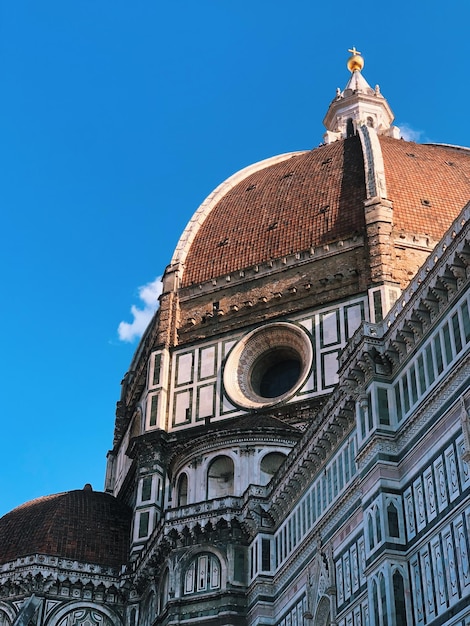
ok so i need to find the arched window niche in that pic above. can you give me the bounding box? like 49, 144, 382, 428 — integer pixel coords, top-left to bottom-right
207, 455, 234, 499
260, 451, 286, 485
387, 502, 400, 538
346, 118, 355, 137
142, 592, 155, 626
159, 568, 170, 612
0, 610, 12, 626
183, 553, 222, 595
177, 473, 188, 507
393, 569, 408, 625
368, 513, 375, 551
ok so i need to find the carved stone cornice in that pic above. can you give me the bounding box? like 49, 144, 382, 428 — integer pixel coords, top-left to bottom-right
0, 556, 124, 603
267, 203, 470, 527
133, 513, 251, 594
339, 202, 470, 393
268, 390, 356, 524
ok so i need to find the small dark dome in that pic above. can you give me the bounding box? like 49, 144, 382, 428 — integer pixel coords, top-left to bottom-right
0, 488, 132, 567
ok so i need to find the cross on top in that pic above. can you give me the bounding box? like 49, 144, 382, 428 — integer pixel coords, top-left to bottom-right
348, 47, 361, 57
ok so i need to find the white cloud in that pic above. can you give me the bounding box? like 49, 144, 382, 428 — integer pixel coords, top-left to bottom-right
118, 276, 162, 342
399, 123, 425, 143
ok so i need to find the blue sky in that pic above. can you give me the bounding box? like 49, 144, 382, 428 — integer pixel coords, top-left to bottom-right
1, 1, 470, 517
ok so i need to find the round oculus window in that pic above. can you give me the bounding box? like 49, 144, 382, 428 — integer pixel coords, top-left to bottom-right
223, 322, 313, 410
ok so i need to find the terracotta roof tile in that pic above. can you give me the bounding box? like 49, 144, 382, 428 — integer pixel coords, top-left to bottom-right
182, 137, 366, 286
380, 137, 470, 238
181, 136, 470, 288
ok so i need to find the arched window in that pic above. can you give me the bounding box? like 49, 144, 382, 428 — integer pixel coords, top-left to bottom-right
177, 473, 188, 506
367, 116, 374, 128
159, 569, 170, 611
184, 553, 221, 595
260, 452, 286, 485
207, 456, 234, 499
142, 592, 155, 626
346, 118, 355, 137
129, 607, 137, 626
0, 612, 11, 626
368, 513, 375, 550
379, 573, 388, 626
313, 595, 330, 626
387, 502, 399, 538
393, 570, 407, 625
372, 580, 379, 626
376, 507, 382, 543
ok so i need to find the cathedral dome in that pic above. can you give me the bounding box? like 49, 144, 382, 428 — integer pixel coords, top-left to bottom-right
176, 136, 470, 288
0, 487, 131, 567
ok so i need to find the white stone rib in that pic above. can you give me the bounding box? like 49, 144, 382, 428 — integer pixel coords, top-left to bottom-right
357, 125, 388, 200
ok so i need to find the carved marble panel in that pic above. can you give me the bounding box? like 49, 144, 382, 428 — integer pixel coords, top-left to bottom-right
445, 444, 461, 502
404, 487, 416, 541
433, 457, 449, 513
423, 466, 437, 523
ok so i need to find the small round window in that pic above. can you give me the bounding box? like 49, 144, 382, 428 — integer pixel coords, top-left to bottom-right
223, 322, 312, 409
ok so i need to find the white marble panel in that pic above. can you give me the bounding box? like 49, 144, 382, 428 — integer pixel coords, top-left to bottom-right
177, 352, 193, 385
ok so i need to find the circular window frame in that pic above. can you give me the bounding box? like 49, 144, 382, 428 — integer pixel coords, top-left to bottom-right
223, 322, 313, 410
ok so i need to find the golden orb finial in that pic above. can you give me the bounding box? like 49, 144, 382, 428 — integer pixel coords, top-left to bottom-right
347, 47, 364, 73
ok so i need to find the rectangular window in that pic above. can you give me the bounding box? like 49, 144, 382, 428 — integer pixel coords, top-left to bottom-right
425, 343, 435, 384
367, 393, 373, 431
149, 394, 158, 427
377, 387, 390, 425
141, 476, 152, 501
333, 462, 338, 497
322, 475, 327, 509
434, 334, 444, 374
344, 447, 350, 482
349, 439, 356, 476
261, 538, 271, 571
417, 354, 426, 395
452, 312, 463, 353
410, 366, 418, 405
462, 300, 470, 343
138, 511, 150, 538
306, 494, 312, 529
373, 289, 383, 322
338, 455, 344, 491
152, 353, 161, 386
394, 382, 403, 423
359, 401, 366, 439
402, 374, 410, 414
442, 323, 453, 365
